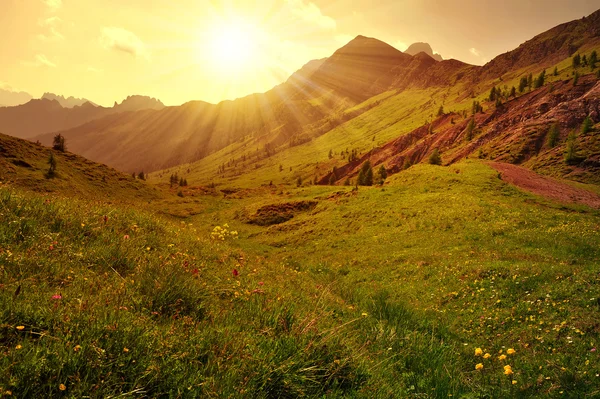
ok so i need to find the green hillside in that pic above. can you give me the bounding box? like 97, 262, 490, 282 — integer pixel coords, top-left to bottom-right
3, 154, 600, 397
0, 133, 162, 203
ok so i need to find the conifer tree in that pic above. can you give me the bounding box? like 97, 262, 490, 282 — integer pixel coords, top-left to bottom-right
465, 118, 476, 141
581, 116, 593, 135
52, 134, 66, 152
378, 165, 387, 184
573, 54, 581, 68
519, 76, 528, 93
591, 50, 598, 70
565, 132, 580, 164
357, 161, 373, 186
546, 123, 560, 148
47, 152, 57, 177
533, 70, 546, 89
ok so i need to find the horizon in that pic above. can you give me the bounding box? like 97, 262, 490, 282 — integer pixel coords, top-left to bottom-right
1, 0, 599, 107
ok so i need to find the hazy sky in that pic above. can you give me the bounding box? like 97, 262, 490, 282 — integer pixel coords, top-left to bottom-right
1, 0, 599, 106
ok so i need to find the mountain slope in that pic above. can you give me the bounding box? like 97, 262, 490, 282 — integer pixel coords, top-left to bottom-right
0, 132, 161, 201
480, 9, 600, 80
31, 37, 473, 174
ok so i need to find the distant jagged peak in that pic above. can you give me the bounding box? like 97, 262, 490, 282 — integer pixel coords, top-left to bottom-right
41, 92, 97, 108
405, 42, 443, 61
114, 95, 165, 111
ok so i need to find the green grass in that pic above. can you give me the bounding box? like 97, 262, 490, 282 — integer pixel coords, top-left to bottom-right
4, 159, 600, 398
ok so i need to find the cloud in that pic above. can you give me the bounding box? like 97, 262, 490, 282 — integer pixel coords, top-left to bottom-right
100, 27, 149, 59
469, 48, 480, 57
42, 0, 62, 11
38, 16, 64, 41
23, 54, 57, 68
286, 0, 337, 30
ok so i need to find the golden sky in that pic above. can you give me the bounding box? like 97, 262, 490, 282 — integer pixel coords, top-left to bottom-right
1, 0, 599, 106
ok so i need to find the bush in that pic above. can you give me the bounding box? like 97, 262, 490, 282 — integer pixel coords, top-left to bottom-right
428, 148, 442, 165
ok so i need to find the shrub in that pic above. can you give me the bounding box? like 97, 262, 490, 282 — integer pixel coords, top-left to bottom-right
428, 148, 442, 165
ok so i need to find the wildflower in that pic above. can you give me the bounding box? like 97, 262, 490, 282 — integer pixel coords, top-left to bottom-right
361, 312, 368, 317
123, 235, 130, 240
74, 345, 81, 352
507, 348, 516, 355
483, 353, 491, 359
475, 363, 484, 370
499, 354, 507, 361
475, 348, 483, 356
51, 294, 62, 300
504, 365, 513, 375
59, 384, 66, 391
15, 345, 22, 350
123, 347, 129, 353
512, 380, 517, 385
591, 348, 597, 352
232, 269, 239, 277
16, 326, 24, 331
258, 281, 264, 286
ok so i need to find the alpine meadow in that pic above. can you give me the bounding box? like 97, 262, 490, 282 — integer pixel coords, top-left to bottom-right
2, 1, 600, 398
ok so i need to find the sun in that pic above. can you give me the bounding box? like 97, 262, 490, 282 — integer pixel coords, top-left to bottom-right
204, 19, 261, 72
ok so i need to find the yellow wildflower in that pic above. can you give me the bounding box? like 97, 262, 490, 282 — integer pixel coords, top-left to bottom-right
512, 380, 517, 385
504, 365, 513, 375
475, 363, 484, 370
475, 347, 483, 356
59, 384, 66, 391
15, 345, 22, 350
507, 348, 516, 355
123, 347, 129, 353
499, 354, 507, 361
16, 326, 24, 331
483, 353, 491, 359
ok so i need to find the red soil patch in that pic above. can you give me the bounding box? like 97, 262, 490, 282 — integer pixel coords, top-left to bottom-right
489, 162, 600, 209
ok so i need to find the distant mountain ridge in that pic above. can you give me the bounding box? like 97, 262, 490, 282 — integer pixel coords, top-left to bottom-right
41, 93, 96, 108
405, 42, 443, 61
0, 95, 166, 139
0, 87, 33, 107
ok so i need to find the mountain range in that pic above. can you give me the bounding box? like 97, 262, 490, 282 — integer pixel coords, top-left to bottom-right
1, 10, 599, 183
0, 95, 165, 139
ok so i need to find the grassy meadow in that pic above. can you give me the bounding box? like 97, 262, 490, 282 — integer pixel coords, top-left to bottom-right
2, 159, 600, 398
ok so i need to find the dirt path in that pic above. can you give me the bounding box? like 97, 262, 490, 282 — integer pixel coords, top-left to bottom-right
488, 162, 600, 209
